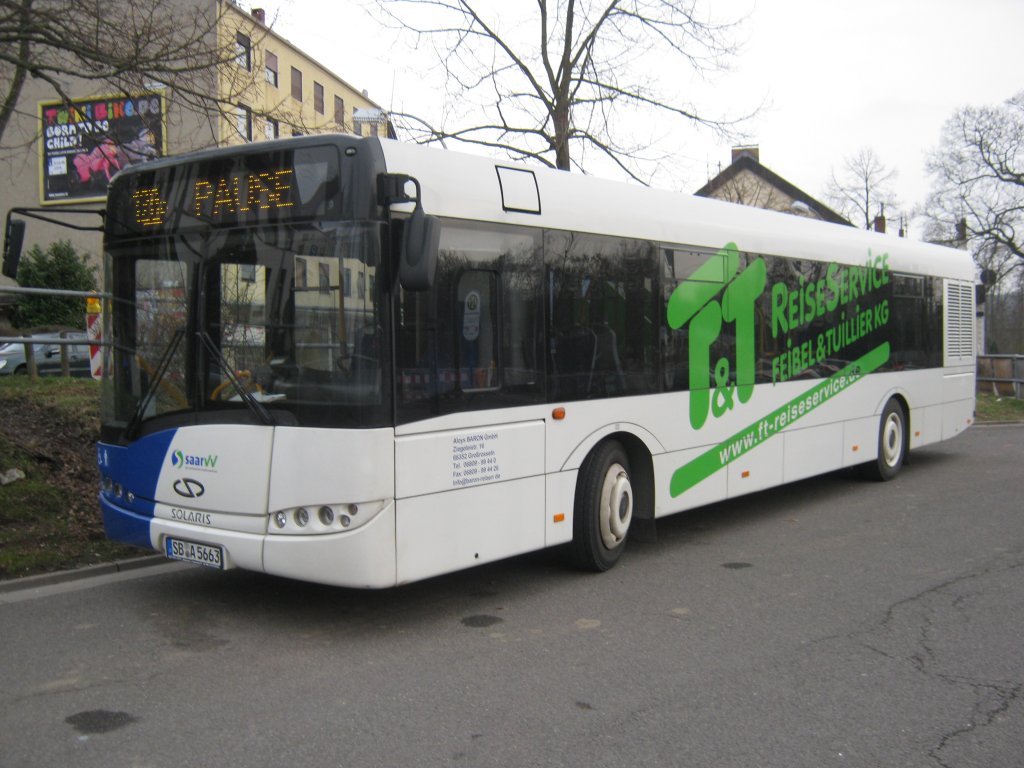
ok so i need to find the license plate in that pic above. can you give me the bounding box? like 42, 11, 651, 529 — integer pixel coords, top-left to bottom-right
165, 537, 223, 569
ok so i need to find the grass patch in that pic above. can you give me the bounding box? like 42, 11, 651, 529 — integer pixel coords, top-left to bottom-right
0, 377, 141, 580
975, 391, 1024, 422
0, 372, 101, 409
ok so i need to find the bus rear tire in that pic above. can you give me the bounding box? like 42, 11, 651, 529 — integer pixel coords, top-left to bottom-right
866, 398, 907, 481
569, 440, 633, 572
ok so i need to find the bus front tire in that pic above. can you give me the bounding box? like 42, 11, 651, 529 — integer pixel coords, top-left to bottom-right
569, 440, 633, 572
866, 398, 907, 481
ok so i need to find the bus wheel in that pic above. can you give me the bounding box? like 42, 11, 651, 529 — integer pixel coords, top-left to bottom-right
570, 440, 633, 572
867, 399, 907, 481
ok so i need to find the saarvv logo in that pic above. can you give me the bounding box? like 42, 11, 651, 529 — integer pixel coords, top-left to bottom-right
173, 478, 206, 498
171, 449, 219, 471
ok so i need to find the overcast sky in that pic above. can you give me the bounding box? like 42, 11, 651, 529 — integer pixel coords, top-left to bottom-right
261, 0, 1022, 235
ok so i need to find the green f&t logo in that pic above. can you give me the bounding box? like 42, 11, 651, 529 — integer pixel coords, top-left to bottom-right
667, 243, 767, 430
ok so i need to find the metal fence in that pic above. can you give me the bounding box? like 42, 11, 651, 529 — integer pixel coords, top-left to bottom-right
977, 354, 1024, 399
0, 285, 107, 379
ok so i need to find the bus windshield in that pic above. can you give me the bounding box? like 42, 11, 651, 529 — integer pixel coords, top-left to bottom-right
102, 221, 388, 437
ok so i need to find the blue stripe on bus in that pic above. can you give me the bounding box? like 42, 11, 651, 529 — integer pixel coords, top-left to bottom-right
100, 496, 155, 550
97, 429, 178, 550
97, 429, 177, 503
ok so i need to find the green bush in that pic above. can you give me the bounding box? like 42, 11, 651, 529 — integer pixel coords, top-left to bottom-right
12, 240, 97, 328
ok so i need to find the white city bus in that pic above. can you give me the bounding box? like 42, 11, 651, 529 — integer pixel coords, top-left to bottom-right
93, 135, 975, 587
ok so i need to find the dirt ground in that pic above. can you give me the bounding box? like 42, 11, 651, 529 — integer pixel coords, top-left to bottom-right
1, 391, 96, 512
0, 380, 139, 579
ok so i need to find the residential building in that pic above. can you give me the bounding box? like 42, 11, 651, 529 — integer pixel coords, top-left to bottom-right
220, 5, 394, 145
696, 146, 852, 226
0, 0, 392, 272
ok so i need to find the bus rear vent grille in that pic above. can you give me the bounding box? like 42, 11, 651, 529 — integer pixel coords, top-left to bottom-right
944, 280, 975, 364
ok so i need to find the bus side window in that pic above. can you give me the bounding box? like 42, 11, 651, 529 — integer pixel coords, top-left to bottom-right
396, 220, 544, 423
456, 270, 498, 390
889, 274, 941, 370
547, 232, 657, 400
396, 288, 435, 408
663, 246, 742, 393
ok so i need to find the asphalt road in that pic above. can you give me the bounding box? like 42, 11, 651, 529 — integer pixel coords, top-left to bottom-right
2, 424, 1022, 768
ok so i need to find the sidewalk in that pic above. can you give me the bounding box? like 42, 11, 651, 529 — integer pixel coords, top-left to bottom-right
0, 554, 167, 594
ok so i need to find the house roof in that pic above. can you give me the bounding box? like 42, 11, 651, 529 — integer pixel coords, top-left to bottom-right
695, 152, 852, 227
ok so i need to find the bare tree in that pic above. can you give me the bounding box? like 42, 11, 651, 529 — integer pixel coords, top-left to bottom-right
0, 0, 262, 150
923, 93, 1024, 353
923, 91, 1024, 264
370, 0, 750, 183
824, 147, 900, 230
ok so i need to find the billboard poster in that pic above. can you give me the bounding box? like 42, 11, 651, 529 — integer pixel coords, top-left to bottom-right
39, 93, 166, 204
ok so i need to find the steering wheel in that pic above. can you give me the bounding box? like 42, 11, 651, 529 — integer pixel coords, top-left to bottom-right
209, 370, 263, 401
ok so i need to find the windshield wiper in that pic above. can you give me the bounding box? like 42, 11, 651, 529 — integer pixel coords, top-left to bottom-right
125, 328, 184, 440
197, 331, 274, 426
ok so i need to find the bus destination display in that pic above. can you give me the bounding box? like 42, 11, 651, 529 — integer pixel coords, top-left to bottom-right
108, 145, 339, 234
132, 169, 295, 229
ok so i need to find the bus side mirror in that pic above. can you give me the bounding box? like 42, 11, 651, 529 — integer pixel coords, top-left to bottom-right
3, 217, 25, 279
399, 205, 439, 291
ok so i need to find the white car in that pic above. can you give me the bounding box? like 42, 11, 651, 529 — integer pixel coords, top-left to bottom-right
0, 332, 91, 377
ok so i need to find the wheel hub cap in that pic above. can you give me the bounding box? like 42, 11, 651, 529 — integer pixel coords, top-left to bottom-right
599, 464, 633, 549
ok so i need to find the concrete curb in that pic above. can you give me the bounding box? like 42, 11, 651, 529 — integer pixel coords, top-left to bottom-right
0, 554, 167, 594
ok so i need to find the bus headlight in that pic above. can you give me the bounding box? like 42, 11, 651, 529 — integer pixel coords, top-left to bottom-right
268, 499, 387, 535
100, 474, 133, 505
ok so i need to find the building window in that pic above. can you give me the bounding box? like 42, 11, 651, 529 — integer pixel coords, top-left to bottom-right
235, 104, 252, 141
334, 96, 345, 128
291, 129, 303, 137
313, 82, 324, 114
290, 67, 302, 101
370, 122, 379, 137
265, 51, 278, 87
235, 33, 251, 70
264, 116, 279, 141
318, 262, 330, 293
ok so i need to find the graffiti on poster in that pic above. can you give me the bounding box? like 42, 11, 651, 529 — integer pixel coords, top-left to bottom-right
40, 93, 165, 203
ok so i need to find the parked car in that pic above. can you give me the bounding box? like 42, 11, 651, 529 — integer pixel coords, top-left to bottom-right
0, 332, 91, 377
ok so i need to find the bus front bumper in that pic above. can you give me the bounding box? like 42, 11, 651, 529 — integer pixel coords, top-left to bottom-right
101, 496, 398, 589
